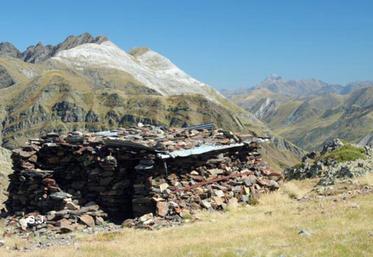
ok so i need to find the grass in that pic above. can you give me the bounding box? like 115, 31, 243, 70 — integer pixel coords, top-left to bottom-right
357, 173, 373, 187
318, 144, 366, 162
281, 180, 313, 199
0, 179, 372, 257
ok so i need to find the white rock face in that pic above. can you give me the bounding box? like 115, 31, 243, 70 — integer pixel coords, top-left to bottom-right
52, 41, 222, 102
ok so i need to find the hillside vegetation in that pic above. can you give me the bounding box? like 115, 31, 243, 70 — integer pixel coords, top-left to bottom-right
318, 144, 366, 162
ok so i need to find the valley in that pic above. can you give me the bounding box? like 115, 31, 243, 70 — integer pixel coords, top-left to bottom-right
225, 75, 373, 150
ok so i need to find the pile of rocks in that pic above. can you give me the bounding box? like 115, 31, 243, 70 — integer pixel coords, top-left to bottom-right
285, 139, 373, 186
320, 138, 344, 155
126, 144, 282, 229
5, 125, 281, 233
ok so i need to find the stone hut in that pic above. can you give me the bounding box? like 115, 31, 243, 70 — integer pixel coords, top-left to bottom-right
5, 125, 282, 226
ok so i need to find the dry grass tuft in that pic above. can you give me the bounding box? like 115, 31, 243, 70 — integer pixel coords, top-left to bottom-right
280, 179, 315, 199
356, 173, 373, 186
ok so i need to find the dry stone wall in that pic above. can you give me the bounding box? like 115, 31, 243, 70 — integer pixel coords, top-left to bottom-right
5, 126, 282, 231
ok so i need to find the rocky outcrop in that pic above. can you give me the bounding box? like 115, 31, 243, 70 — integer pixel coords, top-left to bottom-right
54, 33, 107, 53
317, 153, 373, 186
85, 110, 99, 123
0, 42, 21, 58
285, 139, 372, 186
0, 65, 15, 88
285, 150, 372, 186
321, 138, 344, 155
1, 33, 108, 64
52, 101, 86, 122
251, 98, 278, 120
22, 43, 55, 63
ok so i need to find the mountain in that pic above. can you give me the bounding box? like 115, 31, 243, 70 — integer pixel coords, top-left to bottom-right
0, 33, 108, 63
254, 74, 345, 97
226, 76, 373, 150
0, 34, 304, 172
0, 42, 22, 59
0, 33, 268, 147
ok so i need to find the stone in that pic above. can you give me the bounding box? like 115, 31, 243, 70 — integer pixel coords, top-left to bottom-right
79, 214, 95, 227
49, 192, 72, 201
190, 170, 199, 175
232, 186, 242, 193
56, 218, 75, 233
179, 209, 192, 219
244, 187, 251, 195
214, 189, 225, 198
66, 131, 84, 144
64, 200, 80, 211
122, 219, 135, 228
213, 197, 224, 206
139, 213, 154, 225
0, 239, 5, 247
321, 138, 344, 155
209, 168, 224, 176
244, 175, 257, 186
240, 195, 249, 203
95, 216, 105, 226
298, 229, 312, 237
228, 198, 238, 208
84, 202, 100, 210
159, 183, 169, 192
56, 218, 71, 227
46, 211, 56, 221
18, 149, 36, 158
156, 201, 169, 217
201, 199, 212, 209
18, 218, 28, 231
268, 180, 280, 189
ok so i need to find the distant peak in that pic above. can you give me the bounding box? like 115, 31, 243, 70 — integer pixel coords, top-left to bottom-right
265, 74, 282, 81
57, 33, 108, 49
0, 42, 21, 58
16, 33, 109, 63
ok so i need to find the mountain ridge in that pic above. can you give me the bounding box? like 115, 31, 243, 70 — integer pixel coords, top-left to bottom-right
0, 33, 108, 63
0, 34, 303, 171
0, 33, 265, 144
225, 75, 373, 150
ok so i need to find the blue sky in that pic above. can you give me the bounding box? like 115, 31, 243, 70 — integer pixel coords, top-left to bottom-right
1, 0, 372, 89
